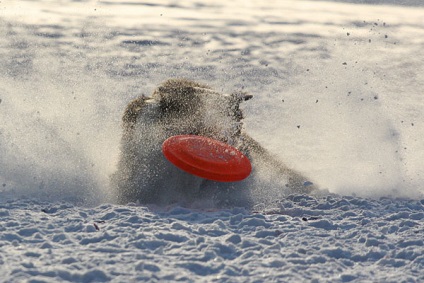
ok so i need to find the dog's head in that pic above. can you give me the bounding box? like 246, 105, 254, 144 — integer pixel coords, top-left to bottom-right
124, 79, 252, 146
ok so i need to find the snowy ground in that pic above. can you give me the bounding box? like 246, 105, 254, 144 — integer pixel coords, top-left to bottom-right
0, 0, 423, 282
1, 197, 423, 282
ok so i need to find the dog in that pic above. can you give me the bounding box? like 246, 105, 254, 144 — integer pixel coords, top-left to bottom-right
111, 78, 315, 208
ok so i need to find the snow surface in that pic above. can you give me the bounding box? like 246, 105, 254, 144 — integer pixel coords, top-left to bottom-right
0, 0, 423, 282
1, 197, 423, 282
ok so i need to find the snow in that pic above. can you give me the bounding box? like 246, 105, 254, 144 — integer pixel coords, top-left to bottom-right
0, 0, 423, 282
1, 197, 423, 282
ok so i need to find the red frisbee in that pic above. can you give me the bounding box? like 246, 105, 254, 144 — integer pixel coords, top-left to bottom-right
162, 135, 252, 182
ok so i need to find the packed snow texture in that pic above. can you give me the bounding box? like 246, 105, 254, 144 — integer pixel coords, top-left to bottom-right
1, 197, 423, 282
0, 0, 423, 282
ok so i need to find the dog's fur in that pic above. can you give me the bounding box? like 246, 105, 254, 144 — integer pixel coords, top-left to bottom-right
112, 78, 315, 208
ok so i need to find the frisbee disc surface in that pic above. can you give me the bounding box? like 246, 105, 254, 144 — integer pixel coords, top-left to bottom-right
162, 135, 252, 182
